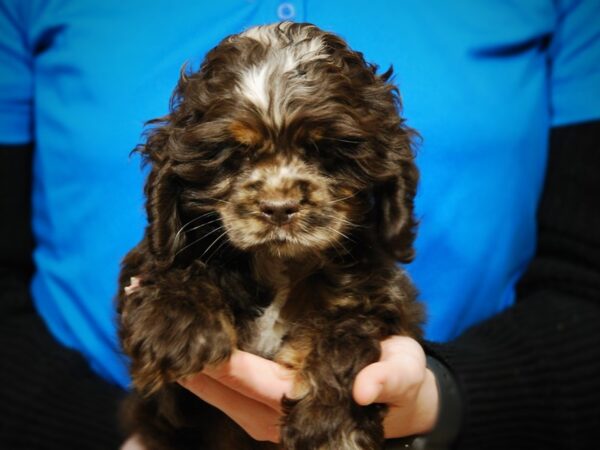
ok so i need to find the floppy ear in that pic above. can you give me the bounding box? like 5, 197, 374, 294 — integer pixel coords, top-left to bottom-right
137, 120, 185, 269
375, 128, 419, 263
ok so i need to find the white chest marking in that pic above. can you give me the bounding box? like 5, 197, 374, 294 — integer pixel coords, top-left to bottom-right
248, 287, 289, 357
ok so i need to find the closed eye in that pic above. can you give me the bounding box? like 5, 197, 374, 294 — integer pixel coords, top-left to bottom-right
243, 180, 264, 191
307, 137, 364, 165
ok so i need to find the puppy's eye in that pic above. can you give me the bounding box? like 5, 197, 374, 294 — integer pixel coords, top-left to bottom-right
235, 145, 257, 163
244, 180, 264, 191
306, 141, 328, 157
331, 138, 364, 152
311, 137, 363, 155
306, 141, 336, 161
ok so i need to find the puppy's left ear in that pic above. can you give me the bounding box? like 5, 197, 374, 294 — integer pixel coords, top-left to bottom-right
376, 126, 419, 263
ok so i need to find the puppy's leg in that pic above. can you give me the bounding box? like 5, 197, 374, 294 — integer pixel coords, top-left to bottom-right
118, 262, 236, 394
278, 316, 393, 450
121, 385, 270, 450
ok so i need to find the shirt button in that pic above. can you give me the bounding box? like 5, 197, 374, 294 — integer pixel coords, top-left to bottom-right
277, 2, 296, 20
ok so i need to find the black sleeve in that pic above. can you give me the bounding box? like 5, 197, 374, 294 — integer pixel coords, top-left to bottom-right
427, 120, 600, 450
0, 145, 126, 450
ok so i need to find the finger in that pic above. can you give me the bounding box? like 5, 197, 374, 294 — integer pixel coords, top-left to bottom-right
353, 361, 397, 405
382, 368, 440, 438
353, 337, 426, 406
354, 358, 425, 406
379, 335, 426, 362
120, 435, 146, 450
202, 349, 293, 409
180, 373, 281, 442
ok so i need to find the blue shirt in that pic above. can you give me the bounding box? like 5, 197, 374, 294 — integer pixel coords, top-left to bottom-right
1, 0, 599, 388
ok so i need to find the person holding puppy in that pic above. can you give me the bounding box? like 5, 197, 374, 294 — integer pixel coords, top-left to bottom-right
1, 1, 599, 449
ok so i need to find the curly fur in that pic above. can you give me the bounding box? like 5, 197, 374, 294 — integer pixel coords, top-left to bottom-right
117, 22, 423, 450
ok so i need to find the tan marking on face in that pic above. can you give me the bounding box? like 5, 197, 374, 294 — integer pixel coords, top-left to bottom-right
229, 121, 261, 146
308, 127, 324, 141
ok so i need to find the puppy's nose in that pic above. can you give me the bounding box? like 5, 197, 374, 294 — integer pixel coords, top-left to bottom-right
259, 200, 300, 225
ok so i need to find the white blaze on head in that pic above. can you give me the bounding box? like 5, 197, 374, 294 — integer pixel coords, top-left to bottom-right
240, 64, 270, 110
236, 24, 326, 126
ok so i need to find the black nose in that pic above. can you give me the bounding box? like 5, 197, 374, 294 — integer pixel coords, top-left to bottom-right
259, 200, 300, 225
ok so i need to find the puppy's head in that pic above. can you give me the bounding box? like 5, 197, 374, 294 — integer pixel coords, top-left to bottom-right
140, 22, 417, 265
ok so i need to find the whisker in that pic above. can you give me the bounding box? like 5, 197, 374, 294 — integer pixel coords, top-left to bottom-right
328, 192, 359, 204
175, 211, 217, 242
319, 213, 364, 229
320, 136, 363, 145
204, 235, 231, 265
334, 236, 358, 263
203, 197, 232, 205
175, 225, 227, 257
327, 235, 346, 259
185, 217, 223, 234
326, 226, 355, 244
337, 218, 365, 229
200, 229, 230, 261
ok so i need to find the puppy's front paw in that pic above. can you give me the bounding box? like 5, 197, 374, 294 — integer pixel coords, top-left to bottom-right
281, 394, 386, 450
120, 280, 235, 393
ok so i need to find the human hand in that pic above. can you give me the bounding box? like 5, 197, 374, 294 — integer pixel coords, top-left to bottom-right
179, 336, 439, 443
120, 434, 145, 450
180, 349, 293, 442
353, 336, 440, 438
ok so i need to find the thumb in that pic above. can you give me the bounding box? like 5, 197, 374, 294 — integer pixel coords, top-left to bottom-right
353, 361, 403, 406
353, 340, 426, 407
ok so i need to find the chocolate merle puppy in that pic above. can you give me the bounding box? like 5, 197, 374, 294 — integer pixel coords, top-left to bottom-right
118, 22, 423, 450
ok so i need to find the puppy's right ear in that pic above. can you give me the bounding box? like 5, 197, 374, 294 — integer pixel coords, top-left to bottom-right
136, 119, 184, 269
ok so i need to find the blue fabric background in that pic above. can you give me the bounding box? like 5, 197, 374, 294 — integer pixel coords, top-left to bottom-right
1, 0, 599, 388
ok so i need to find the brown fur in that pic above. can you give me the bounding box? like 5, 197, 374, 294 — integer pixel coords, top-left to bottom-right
117, 22, 423, 450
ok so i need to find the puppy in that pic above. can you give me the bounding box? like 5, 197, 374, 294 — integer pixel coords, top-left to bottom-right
117, 22, 423, 450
